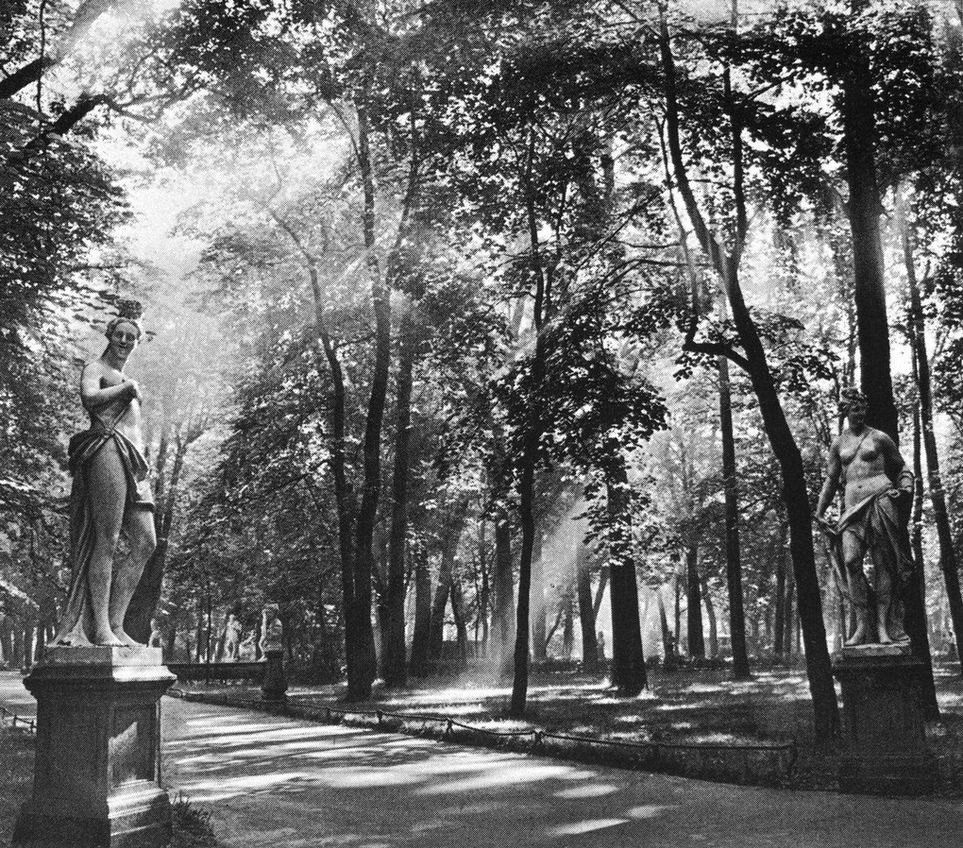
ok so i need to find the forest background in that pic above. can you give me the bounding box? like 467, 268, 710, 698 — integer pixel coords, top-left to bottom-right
3, 0, 963, 745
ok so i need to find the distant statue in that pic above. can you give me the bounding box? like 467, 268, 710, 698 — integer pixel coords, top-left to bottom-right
52, 312, 156, 648
597, 630, 606, 660
148, 618, 164, 650
815, 387, 914, 646
224, 613, 242, 661
259, 604, 283, 655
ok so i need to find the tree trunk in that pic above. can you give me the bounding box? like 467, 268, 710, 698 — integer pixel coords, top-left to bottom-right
593, 567, 608, 619
427, 499, 469, 668
842, 0, 899, 440
699, 570, 718, 658
531, 530, 547, 661
492, 507, 515, 678
904, 204, 963, 677
450, 577, 469, 669
718, 344, 750, 677
685, 543, 705, 658
408, 538, 431, 677
576, 541, 600, 670
774, 542, 787, 657
784, 565, 795, 660
660, 13, 838, 742
657, 589, 674, 664
606, 456, 647, 695
510, 165, 551, 717
382, 308, 417, 687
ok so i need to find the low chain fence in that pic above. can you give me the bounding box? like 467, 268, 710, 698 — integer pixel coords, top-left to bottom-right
0, 704, 36, 733
170, 688, 798, 787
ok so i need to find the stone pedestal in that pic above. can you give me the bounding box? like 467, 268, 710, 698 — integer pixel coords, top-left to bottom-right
261, 649, 287, 705
13, 646, 177, 848
833, 643, 937, 795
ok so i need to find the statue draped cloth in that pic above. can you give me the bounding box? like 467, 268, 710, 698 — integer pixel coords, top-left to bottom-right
824, 487, 914, 605
51, 412, 154, 646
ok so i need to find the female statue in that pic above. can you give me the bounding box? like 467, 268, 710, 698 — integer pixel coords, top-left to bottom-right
51, 316, 156, 648
815, 387, 914, 646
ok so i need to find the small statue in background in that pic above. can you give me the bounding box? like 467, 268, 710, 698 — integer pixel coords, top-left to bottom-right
224, 613, 242, 661
816, 387, 915, 646
148, 618, 164, 651
259, 604, 283, 655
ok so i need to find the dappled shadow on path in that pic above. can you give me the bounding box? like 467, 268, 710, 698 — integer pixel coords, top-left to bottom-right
161, 703, 681, 847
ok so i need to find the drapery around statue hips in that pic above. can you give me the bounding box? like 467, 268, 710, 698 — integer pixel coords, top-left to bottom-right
50, 425, 154, 646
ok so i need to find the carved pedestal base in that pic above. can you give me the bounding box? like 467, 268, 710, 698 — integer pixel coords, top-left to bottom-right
13, 647, 176, 848
833, 644, 936, 795
261, 649, 287, 706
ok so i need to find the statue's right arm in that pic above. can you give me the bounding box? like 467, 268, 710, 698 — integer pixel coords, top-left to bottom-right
80, 363, 136, 411
815, 440, 842, 519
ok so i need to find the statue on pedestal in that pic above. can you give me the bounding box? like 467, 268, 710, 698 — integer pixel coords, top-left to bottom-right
51, 312, 156, 648
259, 604, 283, 654
224, 613, 242, 661
815, 387, 914, 646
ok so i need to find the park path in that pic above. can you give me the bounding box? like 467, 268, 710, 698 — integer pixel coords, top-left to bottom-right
1, 673, 958, 847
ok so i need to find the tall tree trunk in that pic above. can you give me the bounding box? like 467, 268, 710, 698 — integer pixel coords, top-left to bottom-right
510, 158, 550, 716
784, 565, 796, 660
606, 455, 647, 695
774, 542, 787, 657
904, 203, 963, 676
492, 506, 515, 678
592, 567, 609, 619
427, 499, 470, 668
450, 577, 469, 669
842, 0, 899, 439
718, 343, 750, 677
661, 14, 838, 742
531, 530, 547, 661
575, 541, 599, 670
408, 541, 431, 677
699, 571, 718, 658
478, 517, 490, 647
657, 589, 674, 664
382, 309, 418, 687
685, 543, 705, 658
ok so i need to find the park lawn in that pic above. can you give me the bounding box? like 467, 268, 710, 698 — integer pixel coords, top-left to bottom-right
0, 726, 33, 845
179, 661, 963, 790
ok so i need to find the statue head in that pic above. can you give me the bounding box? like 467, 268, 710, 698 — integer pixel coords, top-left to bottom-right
839, 387, 868, 414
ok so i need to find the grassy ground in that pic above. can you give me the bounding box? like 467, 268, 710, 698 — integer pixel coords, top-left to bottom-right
178, 660, 963, 791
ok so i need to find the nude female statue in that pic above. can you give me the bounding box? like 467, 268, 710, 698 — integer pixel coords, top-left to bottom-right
815, 387, 914, 646
51, 316, 156, 648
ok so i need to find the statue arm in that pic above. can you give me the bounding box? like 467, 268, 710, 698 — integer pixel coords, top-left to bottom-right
815, 441, 842, 519
880, 433, 914, 494
80, 363, 137, 410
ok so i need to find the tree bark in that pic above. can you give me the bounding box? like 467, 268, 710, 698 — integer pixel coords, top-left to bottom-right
699, 570, 718, 658
685, 543, 705, 658
382, 308, 418, 687
904, 206, 963, 677
576, 541, 600, 670
718, 346, 750, 677
606, 456, 647, 695
531, 530, 547, 661
492, 506, 515, 678
660, 13, 838, 742
842, 0, 899, 439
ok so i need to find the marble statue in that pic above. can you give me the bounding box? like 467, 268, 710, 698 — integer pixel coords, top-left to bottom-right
815, 387, 914, 646
259, 604, 283, 654
224, 613, 242, 661
51, 314, 156, 648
